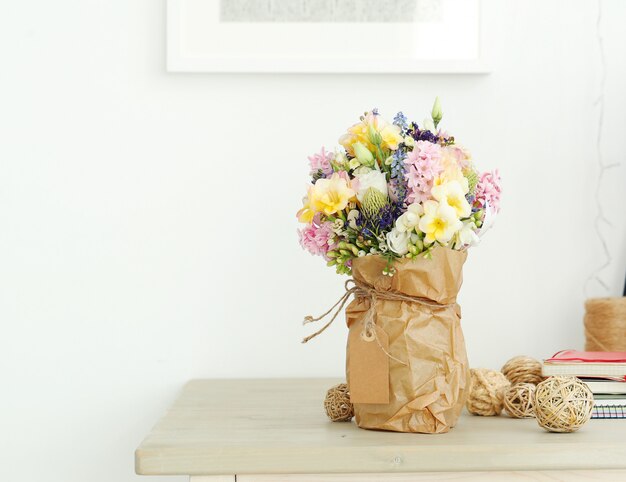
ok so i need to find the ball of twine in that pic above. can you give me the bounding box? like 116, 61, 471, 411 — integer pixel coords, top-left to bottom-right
534, 376, 594, 433
324, 383, 354, 422
501, 355, 544, 385
584, 297, 626, 351
466, 368, 511, 416
503, 383, 536, 418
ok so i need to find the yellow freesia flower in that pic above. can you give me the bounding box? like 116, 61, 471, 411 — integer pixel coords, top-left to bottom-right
434, 166, 470, 195
339, 112, 402, 155
379, 124, 402, 150
296, 187, 316, 223
310, 173, 356, 216
339, 122, 372, 155
418, 200, 463, 245
432, 180, 472, 218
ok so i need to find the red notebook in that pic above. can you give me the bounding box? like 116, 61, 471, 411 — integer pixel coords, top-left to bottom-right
543, 350, 626, 379
546, 350, 626, 363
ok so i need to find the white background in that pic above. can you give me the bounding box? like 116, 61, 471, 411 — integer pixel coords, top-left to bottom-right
1, 1, 625, 481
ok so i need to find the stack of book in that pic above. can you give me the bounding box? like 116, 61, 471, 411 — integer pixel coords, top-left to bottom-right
543, 350, 626, 419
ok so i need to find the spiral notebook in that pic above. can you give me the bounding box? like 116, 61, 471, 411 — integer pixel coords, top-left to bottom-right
592, 395, 626, 419
592, 404, 626, 419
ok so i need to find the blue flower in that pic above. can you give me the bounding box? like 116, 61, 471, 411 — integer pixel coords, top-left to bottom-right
393, 111, 408, 130
390, 147, 408, 205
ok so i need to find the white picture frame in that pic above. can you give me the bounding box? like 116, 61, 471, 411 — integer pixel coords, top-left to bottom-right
167, 0, 489, 74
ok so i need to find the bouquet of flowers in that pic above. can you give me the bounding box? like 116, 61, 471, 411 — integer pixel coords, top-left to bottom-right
297, 99, 501, 275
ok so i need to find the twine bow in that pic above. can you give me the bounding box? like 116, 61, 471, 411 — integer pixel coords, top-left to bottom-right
302, 279, 455, 366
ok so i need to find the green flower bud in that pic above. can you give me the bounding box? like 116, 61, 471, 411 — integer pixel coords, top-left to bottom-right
353, 142, 375, 167
431, 96, 443, 129
367, 124, 382, 145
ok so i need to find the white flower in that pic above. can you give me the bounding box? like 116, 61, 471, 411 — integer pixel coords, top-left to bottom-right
418, 200, 463, 245
355, 169, 388, 202
432, 180, 472, 218
453, 220, 480, 249
386, 228, 410, 255
332, 218, 345, 233
347, 209, 360, 229
422, 117, 436, 133
395, 203, 423, 233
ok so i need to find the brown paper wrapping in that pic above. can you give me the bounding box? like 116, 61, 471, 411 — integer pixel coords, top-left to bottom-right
345, 247, 469, 433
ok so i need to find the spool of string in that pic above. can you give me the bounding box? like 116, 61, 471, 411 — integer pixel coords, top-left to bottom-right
534, 376, 593, 433
324, 383, 354, 422
584, 297, 626, 351
466, 368, 510, 416
503, 383, 535, 418
501, 356, 543, 385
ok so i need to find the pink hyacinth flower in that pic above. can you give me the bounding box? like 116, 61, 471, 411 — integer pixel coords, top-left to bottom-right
475, 169, 502, 213
298, 217, 336, 260
308, 147, 334, 177
404, 140, 443, 204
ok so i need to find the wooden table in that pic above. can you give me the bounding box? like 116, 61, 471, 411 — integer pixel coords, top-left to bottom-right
135, 379, 626, 481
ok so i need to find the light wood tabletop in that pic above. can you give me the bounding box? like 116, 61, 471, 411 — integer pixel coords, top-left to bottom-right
135, 378, 626, 480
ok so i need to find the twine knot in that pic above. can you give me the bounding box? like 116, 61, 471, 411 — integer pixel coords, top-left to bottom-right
302, 279, 454, 366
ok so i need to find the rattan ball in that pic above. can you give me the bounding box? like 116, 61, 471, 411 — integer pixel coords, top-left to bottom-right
466, 368, 511, 416
324, 383, 354, 422
503, 383, 536, 418
501, 355, 544, 385
534, 376, 594, 433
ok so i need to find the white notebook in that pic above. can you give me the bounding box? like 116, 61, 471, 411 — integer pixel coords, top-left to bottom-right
542, 362, 626, 379
583, 379, 626, 394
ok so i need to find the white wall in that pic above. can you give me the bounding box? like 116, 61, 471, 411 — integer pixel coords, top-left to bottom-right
1, 1, 625, 481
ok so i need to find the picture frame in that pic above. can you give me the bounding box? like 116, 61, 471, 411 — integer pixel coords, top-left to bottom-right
167, 0, 489, 73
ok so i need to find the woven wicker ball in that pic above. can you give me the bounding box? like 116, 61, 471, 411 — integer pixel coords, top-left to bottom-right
501, 355, 544, 385
503, 383, 536, 418
324, 383, 354, 422
534, 376, 594, 433
466, 368, 511, 416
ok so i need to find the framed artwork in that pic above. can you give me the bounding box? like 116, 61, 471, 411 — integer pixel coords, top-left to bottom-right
167, 0, 488, 73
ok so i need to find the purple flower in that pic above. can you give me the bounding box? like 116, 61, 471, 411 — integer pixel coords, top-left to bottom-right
407, 122, 438, 144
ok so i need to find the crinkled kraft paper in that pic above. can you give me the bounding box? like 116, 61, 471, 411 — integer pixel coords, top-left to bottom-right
345, 248, 470, 433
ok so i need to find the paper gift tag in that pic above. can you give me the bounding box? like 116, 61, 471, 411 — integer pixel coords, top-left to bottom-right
348, 323, 389, 404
